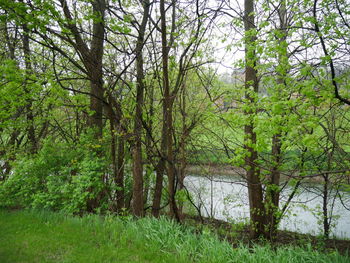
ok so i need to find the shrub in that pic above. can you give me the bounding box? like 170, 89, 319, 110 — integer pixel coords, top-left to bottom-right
0, 134, 110, 214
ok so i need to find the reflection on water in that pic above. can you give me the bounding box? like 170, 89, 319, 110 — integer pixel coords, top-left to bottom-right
185, 175, 350, 239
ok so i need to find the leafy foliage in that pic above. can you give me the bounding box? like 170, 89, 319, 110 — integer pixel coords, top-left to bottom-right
0, 134, 111, 214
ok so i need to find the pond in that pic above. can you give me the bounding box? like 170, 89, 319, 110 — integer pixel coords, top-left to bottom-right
185, 175, 350, 239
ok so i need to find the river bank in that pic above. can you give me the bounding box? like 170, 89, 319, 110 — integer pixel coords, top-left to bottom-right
0, 209, 349, 262
183, 214, 350, 256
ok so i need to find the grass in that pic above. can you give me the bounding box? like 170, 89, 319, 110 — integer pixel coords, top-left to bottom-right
0, 209, 349, 263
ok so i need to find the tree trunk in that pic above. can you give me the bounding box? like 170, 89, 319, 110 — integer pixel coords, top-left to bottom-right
150, 84, 166, 217
108, 107, 125, 213
152, 158, 166, 217
178, 86, 188, 218
87, 0, 106, 139
116, 135, 125, 211
159, 0, 180, 221
88, 79, 104, 138
323, 174, 330, 239
144, 85, 155, 208
131, 0, 150, 217
83, 0, 106, 212
22, 23, 37, 154
265, 134, 282, 239
243, 0, 265, 239
265, 0, 288, 239
245, 126, 265, 238
59, 0, 106, 138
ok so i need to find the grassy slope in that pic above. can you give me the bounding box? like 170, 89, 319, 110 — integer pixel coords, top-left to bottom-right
0, 209, 348, 263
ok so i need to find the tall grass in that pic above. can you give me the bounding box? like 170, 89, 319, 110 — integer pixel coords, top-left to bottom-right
0, 209, 348, 263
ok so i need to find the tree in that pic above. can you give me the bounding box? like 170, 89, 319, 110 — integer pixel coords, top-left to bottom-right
131, 0, 150, 217
242, 0, 266, 238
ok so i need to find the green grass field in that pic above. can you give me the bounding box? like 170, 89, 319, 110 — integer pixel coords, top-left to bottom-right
0, 209, 348, 263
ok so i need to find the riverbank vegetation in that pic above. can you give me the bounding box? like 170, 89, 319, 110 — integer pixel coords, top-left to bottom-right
1, 0, 350, 254
1, 209, 349, 263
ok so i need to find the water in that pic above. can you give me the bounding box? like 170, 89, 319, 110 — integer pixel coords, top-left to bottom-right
185, 174, 350, 239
